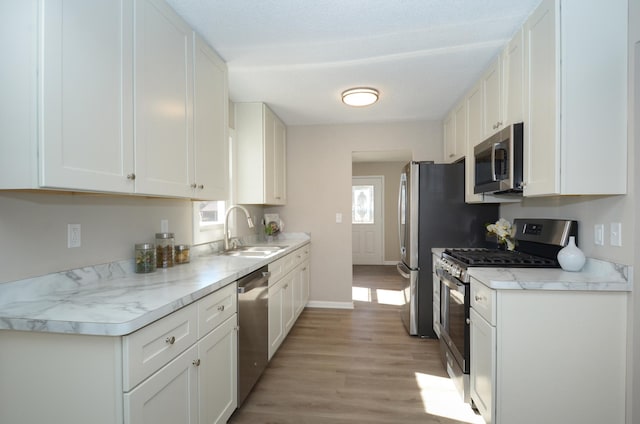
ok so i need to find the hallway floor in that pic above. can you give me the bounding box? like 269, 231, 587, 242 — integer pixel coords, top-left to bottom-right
228, 265, 484, 423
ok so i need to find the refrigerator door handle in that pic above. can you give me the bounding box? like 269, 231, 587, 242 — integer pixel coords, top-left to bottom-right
396, 262, 412, 279
398, 173, 406, 257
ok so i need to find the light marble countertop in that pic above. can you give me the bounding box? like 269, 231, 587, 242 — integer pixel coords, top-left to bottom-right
431, 248, 632, 292
0, 233, 310, 336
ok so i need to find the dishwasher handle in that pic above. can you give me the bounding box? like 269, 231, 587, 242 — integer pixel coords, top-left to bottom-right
237, 270, 270, 294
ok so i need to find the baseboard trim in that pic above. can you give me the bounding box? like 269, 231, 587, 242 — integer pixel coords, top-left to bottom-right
306, 301, 355, 310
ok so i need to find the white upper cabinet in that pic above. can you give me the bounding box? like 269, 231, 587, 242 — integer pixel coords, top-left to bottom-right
502, 29, 524, 127
481, 56, 503, 137
134, 0, 194, 197
192, 34, 229, 201
0, 0, 136, 192
465, 83, 484, 203
0, 0, 229, 199
235, 103, 287, 205
522, 0, 627, 196
443, 101, 466, 164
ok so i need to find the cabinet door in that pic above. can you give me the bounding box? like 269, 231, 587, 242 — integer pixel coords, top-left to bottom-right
263, 107, 277, 203
295, 260, 310, 318
482, 56, 503, 136
198, 316, 238, 424
523, 0, 559, 196
193, 34, 228, 200
134, 0, 193, 197
272, 116, 287, 204
452, 101, 466, 162
443, 112, 456, 163
40, 0, 134, 192
470, 308, 496, 424
124, 344, 198, 424
465, 83, 484, 203
282, 273, 296, 335
503, 29, 524, 126
268, 278, 284, 360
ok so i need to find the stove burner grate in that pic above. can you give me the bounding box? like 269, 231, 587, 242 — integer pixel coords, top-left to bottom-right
444, 248, 559, 268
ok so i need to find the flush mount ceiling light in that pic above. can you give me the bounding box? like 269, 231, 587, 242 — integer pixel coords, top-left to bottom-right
341, 87, 379, 107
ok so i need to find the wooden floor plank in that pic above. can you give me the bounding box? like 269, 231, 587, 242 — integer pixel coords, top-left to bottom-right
229, 265, 484, 424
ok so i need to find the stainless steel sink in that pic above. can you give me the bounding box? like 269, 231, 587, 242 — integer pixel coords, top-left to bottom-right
220, 245, 286, 258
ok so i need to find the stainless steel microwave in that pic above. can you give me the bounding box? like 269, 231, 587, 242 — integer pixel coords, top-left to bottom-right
473, 122, 524, 195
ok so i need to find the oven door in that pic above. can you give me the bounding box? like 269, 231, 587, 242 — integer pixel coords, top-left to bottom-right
437, 269, 470, 374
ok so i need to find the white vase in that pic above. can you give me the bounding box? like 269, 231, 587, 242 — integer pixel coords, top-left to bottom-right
557, 236, 586, 272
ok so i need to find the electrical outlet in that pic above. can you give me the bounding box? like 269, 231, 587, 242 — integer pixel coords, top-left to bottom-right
594, 224, 604, 246
68, 224, 81, 248
610, 222, 622, 247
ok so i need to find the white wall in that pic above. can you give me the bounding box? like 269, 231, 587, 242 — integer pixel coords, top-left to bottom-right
271, 121, 442, 306
0, 192, 261, 284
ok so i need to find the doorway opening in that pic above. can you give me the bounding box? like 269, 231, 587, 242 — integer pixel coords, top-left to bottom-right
351, 150, 411, 303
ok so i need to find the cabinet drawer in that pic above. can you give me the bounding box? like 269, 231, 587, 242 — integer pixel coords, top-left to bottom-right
470, 278, 496, 325
283, 251, 297, 275
123, 304, 198, 391
198, 282, 237, 337
268, 256, 286, 284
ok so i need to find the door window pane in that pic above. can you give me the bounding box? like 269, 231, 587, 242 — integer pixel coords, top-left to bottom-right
352, 185, 374, 224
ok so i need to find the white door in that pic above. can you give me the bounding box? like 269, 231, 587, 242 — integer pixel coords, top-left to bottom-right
352, 176, 383, 265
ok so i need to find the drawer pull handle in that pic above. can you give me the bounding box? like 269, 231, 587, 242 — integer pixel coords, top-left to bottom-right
166, 336, 176, 345
217, 305, 225, 312
192, 359, 201, 367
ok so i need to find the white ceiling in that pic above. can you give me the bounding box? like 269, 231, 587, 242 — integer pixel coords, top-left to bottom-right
166, 0, 542, 127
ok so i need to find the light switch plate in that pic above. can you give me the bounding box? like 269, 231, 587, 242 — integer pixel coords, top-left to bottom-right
68, 224, 81, 248
594, 224, 604, 246
610, 222, 622, 246
336, 213, 342, 224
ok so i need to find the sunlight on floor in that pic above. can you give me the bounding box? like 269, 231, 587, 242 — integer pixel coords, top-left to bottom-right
352, 286, 372, 302
352, 286, 406, 305
376, 289, 405, 305
414, 372, 485, 424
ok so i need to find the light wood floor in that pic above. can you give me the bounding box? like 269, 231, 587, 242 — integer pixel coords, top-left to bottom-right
228, 265, 483, 424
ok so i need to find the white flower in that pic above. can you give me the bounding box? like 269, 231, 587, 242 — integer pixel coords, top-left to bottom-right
486, 218, 516, 250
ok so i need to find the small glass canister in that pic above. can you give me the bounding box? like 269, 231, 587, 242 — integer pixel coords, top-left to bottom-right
135, 243, 156, 273
175, 244, 190, 264
155, 232, 175, 268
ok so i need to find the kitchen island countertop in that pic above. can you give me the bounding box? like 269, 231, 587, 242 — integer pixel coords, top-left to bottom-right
468, 257, 632, 292
0, 233, 310, 336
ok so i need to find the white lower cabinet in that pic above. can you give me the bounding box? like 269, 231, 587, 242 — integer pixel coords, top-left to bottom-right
268, 245, 310, 359
124, 344, 199, 424
197, 316, 238, 424
469, 277, 627, 424
124, 282, 238, 424
0, 282, 238, 424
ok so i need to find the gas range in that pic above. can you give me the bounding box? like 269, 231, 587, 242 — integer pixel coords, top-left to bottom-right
437, 219, 578, 283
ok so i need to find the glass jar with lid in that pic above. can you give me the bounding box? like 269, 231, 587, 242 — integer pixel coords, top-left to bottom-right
135, 243, 156, 273
155, 233, 175, 268
175, 244, 190, 264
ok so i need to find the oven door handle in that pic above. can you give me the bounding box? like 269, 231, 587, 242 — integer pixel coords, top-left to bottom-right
437, 269, 465, 292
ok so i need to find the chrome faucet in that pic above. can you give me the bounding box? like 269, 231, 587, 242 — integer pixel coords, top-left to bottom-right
224, 205, 255, 250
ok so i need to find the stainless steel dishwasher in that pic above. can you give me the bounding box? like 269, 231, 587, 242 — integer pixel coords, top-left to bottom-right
237, 266, 270, 407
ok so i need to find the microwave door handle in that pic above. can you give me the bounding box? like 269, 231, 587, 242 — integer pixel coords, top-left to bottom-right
491, 143, 498, 181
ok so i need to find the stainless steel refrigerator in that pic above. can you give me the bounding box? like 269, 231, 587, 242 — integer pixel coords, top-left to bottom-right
397, 161, 498, 337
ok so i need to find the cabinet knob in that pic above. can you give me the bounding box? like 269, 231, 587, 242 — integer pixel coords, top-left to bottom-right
165, 336, 176, 345
198, 184, 204, 190
190, 183, 197, 189
192, 359, 201, 367
217, 305, 225, 312
127, 173, 136, 180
